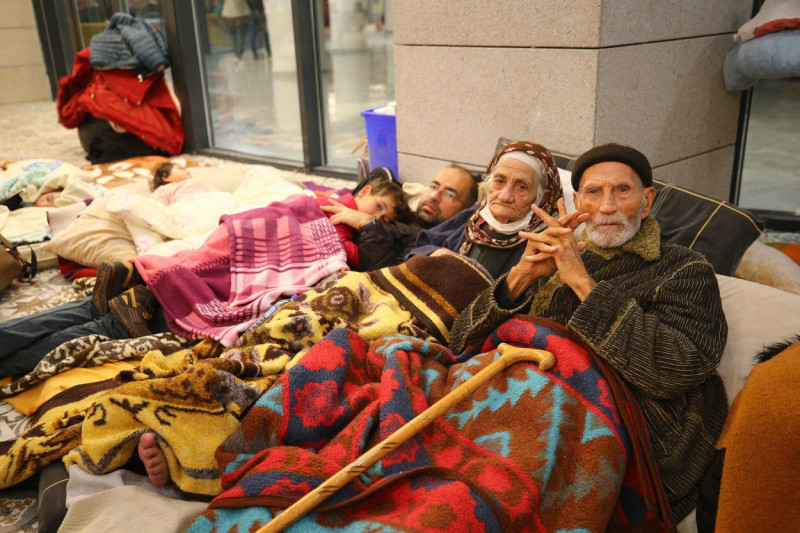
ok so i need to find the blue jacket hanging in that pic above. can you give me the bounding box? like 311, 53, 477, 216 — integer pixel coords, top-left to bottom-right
89, 12, 169, 75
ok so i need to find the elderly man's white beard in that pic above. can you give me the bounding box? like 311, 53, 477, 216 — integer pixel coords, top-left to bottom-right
584, 202, 645, 248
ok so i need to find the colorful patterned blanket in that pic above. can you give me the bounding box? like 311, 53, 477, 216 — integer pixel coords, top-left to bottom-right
134, 194, 349, 346
0, 254, 491, 494
186, 316, 671, 532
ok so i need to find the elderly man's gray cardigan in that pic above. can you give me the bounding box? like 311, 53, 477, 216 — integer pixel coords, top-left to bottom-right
449, 216, 729, 522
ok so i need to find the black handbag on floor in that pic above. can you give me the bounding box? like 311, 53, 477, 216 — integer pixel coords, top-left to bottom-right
0, 233, 37, 293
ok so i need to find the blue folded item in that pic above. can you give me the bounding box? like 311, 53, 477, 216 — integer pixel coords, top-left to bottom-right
89, 12, 169, 75
724, 29, 800, 91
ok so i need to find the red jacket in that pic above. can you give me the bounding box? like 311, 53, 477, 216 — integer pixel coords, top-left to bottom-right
315, 193, 360, 268
57, 47, 184, 155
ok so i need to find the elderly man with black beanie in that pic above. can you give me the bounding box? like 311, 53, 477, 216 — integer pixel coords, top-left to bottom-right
450, 142, 728, 524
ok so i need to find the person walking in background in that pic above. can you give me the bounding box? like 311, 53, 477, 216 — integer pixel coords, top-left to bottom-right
221, 0, 250, 66
247, 0, 272, 58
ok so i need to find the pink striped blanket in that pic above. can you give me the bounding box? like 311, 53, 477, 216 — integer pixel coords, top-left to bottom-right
133, 194, 348, 346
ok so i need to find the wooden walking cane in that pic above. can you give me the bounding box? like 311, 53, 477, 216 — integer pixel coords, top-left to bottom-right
256, 342, 556, 533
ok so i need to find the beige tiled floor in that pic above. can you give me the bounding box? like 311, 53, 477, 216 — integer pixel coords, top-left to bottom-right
0, 99, 352, 192
0, 100, 89, 168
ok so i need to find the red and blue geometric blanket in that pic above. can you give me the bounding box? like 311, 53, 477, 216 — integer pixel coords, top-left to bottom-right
188, 316, 671, 532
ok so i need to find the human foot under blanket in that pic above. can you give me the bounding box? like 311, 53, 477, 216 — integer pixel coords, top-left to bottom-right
0, 254, 491, 493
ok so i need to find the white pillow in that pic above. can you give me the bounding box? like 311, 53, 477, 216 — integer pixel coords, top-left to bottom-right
187, 166, 251, 193
734, 239, 800, 296
715, 274, 800, 406
42, 198, 138, 267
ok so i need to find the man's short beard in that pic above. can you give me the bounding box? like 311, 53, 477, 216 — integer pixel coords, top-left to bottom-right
584, 200, 645, 248
416, 200, 441, 224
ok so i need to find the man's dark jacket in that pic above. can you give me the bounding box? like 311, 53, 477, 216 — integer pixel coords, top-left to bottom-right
356, 215, 431, 271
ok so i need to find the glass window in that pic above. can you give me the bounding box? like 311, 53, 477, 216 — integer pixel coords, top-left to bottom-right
201, 0, 304, 163
737, 79, 800, 215
73, 1, 113, 48
39, 0, 395, 175
198, 0, 394, 170
320, 0, 395, 169
73, 1, 166, 47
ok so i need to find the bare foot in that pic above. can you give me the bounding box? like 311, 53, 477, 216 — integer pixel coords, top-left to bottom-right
138, 431, 169, 486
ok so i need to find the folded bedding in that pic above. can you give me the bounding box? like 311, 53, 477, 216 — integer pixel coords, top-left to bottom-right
0, 204, 53, 243
0, 160, 102, 205
724, 28, 800, 90
41, 162, 316, 268
0, 160, 102, 244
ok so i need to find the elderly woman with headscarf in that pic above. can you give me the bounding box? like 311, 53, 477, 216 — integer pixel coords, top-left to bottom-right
411, 141, 563, 278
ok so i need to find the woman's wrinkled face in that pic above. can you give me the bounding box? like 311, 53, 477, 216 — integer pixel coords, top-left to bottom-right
486, 158, 540, 224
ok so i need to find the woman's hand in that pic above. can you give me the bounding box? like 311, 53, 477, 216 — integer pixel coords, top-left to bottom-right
320, 199, 375, 229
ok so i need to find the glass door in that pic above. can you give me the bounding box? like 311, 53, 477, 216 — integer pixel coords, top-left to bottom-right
200, 0, 304, 163
736, 79, 800, 216
319, 0, 395, 169
34, 0, 396, 176
199, 0, 395, 170
732, 0, 800, 230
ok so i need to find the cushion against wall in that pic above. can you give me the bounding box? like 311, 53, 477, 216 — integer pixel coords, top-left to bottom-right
715, 274, 800, 406
649, 180, 765, 276
734, 239, 800, 296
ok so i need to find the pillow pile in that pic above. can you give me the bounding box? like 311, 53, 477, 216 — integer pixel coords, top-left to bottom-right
734, 0, 800, 43
715, 274, 800, 405
42, 197, 139, 267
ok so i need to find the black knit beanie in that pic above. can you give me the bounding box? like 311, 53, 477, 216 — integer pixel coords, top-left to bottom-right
570, 143, 652, 191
